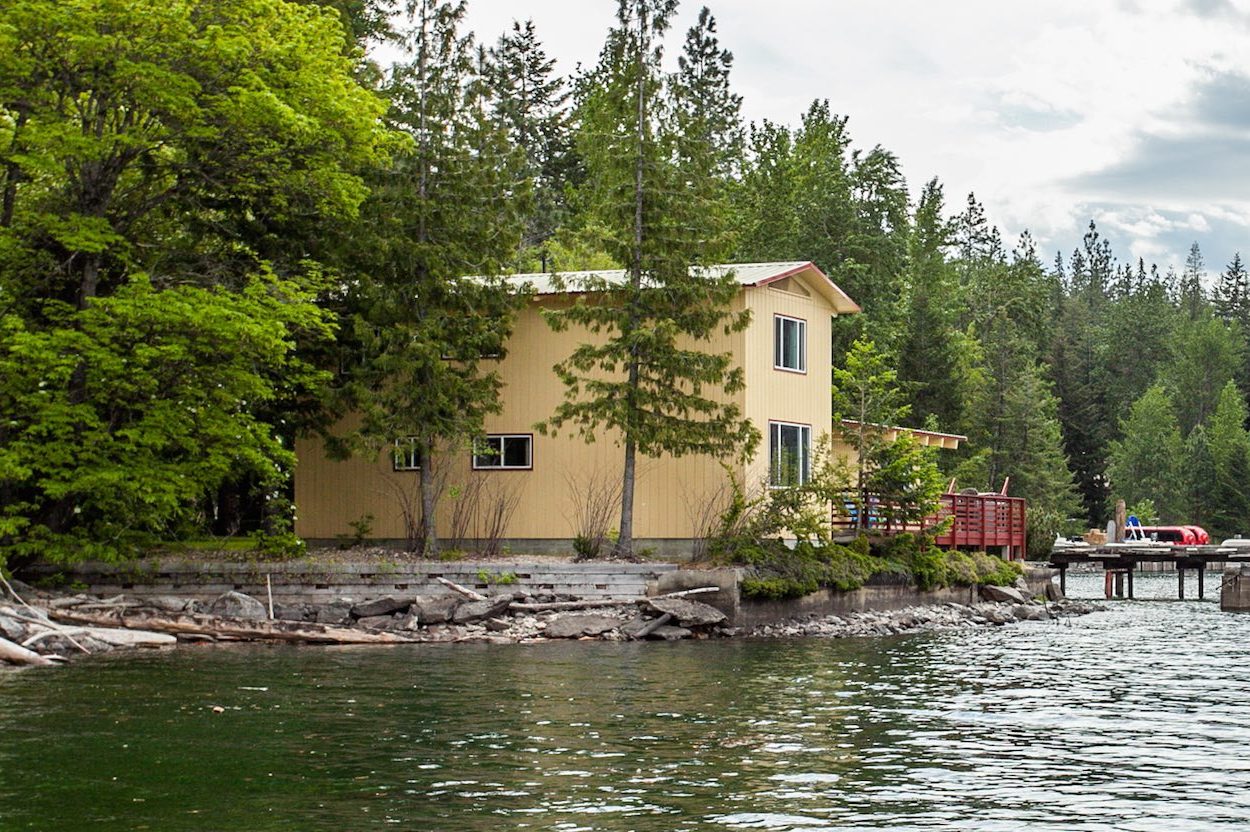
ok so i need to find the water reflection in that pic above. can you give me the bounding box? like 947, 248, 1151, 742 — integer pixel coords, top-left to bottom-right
4, 572, 1250, 830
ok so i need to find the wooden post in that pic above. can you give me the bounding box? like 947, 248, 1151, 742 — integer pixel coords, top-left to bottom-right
1114, 500, 1126, 543
1104, 570, 1113, 599
1060, 565, 1067, 596
1113, 570, 1125, 598
1127, 567, 1134, 599
1178, 566, 1185, 600
1198, 567, 1205, 600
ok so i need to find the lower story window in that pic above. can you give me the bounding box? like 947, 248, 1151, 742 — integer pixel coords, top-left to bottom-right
392, 437, 421, 471
473, 434, 533, 470
769, 421, 811, 486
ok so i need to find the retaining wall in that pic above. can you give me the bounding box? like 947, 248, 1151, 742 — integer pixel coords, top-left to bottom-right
27, 560, 1054, 628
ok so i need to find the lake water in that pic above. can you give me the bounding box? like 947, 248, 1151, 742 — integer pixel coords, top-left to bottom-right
5, 571, 1250, 831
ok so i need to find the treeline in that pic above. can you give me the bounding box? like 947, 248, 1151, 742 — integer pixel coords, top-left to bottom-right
1, 0, 1243, 567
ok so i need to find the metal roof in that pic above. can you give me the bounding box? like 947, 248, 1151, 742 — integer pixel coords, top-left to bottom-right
501, 261, 860, 314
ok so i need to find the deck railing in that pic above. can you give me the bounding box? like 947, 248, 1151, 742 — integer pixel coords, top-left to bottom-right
832, 491, 1028, 560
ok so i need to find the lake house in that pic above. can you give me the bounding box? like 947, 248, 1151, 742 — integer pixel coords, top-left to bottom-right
293, 261, 970, 555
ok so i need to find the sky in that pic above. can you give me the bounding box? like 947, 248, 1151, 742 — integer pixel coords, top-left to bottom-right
451, 0, 1250, 277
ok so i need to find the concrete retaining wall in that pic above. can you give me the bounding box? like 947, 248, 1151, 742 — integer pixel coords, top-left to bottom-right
33, 559, 677, 606
29, 560, 1054, 628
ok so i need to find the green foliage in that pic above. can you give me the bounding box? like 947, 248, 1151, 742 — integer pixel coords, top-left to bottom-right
0, 275, 326, 565
1107, 385, 1185, 521
539, 0, 758, 555
338, 513, 375, 549
475, 568, 517, 586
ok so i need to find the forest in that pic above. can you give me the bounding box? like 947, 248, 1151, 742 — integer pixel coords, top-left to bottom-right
2, 0, 1248, 567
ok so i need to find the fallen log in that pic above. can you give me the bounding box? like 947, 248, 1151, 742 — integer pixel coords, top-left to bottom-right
24, 626, 176, 650
3, 607, 92, 654
630, 613, 672, 640
435, 576, 488, 602
50, 608, 418, 645
0, 635, 56, 666
509, 586, 720, 613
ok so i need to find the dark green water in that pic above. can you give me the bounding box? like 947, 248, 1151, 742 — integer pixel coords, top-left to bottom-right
6, 572, 1250, 831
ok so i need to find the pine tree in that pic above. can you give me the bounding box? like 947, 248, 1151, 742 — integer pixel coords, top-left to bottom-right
540, 0, 758, 557
338, 0, 529, 555
1106, 385, 1185, 521
1050, 295, 1112, 525
1215, 252, 1249, 327
895, 178, 966, 429
674, 6, 743, 180
1204, 381, 1250, 540
1159, 314, 1243, 435
489, 19, 573, 251
1179, 241, 1207, 320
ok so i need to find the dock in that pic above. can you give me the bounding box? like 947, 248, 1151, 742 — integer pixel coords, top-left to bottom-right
1048, 544, 1250, 600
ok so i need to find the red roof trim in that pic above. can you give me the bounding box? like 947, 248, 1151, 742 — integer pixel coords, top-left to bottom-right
753, 262, 863, 314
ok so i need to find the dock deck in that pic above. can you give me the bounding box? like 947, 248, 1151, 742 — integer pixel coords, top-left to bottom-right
1048, 544, 1250, 599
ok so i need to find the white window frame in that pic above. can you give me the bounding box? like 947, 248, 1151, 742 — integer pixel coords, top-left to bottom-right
774, 314, 807, 373
472, 434, 533, 470
769, 421, 811, 487
392, 437, 421, 471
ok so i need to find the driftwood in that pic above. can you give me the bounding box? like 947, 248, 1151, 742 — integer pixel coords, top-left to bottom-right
435, 576, 488, 602
509, 586, 720, 613
49, 608, 418, 645
630, 613, 672, 640
2, 606, 92, 654
0, 635, 56, 666
24, 626, 176, 649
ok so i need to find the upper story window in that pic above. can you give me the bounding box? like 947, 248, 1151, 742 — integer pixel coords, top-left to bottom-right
392, 437, 421, 471
769, 421, 811, 487
472, 434, 533, 470
774, 314, 807, 373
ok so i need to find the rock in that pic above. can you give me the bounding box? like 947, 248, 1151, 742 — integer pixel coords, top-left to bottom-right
273, 602, 317, 622
1014, 576, 1031, 593
485, 617, 512, 632
398, 612, 422, 631
641, 597, 727, 627
1044, 582, 1065, 602
648, 625, 692, 641
208, 591, 267, 620
979, 585, 1029, 604
452, 596, 512, 624
1012, 604, 1050, 621
144, 595, 193, 613
410, 595, 459, 625
0, 613, 26, 641
314, 601, 354, 625
356, 614, 399, 630
618, 615, 651, 639
543, 614, 621, 638
351, 596, 413, 619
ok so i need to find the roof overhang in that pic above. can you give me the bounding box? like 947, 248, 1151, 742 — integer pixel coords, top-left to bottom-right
838, 419, 965, 450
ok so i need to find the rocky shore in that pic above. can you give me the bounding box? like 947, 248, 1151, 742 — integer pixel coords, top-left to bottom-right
0, 576, 1101, 667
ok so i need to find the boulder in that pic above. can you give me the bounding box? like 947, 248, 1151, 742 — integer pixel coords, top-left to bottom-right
272, 603, 317, 623
0, 613, 26, 641
398, 612, 422, 631
144, 595, 193, 613
452, 595, 512, 624
618, 615, 651, 639
641, 597, 726, 628
208, 591, 267, 620
485, 617, 512, 632
351, 596, 413, 619
543, 614, 620, 639
1044, 582, 1065, 602
410, 595, 460, 625
1012, 604, 1050, 622
356, 614, 400, 631
648, 625, 692, 641
314, 601, 354, 625
979, 585, 1029, 604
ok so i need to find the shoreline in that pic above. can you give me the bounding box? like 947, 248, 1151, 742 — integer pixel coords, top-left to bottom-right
0, 577, 1101, 666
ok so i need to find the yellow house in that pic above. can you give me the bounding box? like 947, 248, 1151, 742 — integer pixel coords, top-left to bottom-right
295, 261, 874, 554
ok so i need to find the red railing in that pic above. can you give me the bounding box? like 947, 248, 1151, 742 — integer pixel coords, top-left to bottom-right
832, 492, 1028, 560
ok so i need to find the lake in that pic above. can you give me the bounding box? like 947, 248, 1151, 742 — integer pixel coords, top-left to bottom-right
4, 571, 1250, 831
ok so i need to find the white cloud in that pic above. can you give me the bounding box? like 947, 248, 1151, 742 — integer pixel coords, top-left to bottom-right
455, 0, 1250, 269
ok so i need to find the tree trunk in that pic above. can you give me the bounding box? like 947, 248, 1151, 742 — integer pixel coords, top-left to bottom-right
50, 608, 418, 645
618, 434, 637, 557
420, 437, 437, 557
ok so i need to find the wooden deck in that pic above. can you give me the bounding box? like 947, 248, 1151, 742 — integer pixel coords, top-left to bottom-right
1048, 544, 1250, 599
834, 492, 1028, 559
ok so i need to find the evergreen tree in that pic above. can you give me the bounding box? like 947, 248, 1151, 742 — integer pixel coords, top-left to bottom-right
1159, 313, 1243, 435
337, 0, 529, 555
1106, 385, 1185, 522
1215, 252, 1250, 328
674, 6, 743, 180
489, 19, 573, 252
1179, 241, 1207, 320
1204, 381, 1250, 540
1050, 296, 1112, 525
895, 178, 966, 429
1183, 424, 1217, 532
541, 0, 758, 557
833, 339, 943, 528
